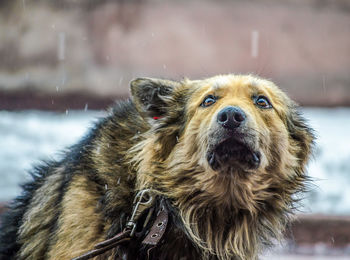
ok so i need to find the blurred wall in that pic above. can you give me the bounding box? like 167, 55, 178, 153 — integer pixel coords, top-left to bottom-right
0, 0, 350, 109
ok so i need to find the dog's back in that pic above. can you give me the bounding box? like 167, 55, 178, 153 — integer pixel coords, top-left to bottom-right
0, 100, 147, 259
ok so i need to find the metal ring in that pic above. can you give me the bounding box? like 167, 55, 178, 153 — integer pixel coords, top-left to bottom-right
151, 233, 159, 238
156, 222, 163, 227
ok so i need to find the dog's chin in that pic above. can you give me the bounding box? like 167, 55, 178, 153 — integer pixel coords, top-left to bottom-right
207, 137, 261, 172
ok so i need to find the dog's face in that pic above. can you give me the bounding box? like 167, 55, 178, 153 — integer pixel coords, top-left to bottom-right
131, 75, 314, 259
185, 75, 293, 176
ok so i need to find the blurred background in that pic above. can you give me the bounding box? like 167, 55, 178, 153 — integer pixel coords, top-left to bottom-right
0, 0, 349, 258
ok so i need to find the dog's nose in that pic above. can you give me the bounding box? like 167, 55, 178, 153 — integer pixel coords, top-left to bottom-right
217, 106, 246, 129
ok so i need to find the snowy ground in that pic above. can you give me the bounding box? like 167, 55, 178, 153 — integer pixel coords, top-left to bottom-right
0, 108, 349, 215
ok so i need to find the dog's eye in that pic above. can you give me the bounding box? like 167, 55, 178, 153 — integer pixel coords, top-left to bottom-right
255, 96, 272, 109
201, 95, 216, 107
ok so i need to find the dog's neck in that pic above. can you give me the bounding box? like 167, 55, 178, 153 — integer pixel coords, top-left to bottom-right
132, 135, 292, 260
136, 172, 288, 260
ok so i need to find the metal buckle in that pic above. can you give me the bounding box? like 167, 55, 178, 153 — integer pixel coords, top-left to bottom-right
126, 189, 155, 236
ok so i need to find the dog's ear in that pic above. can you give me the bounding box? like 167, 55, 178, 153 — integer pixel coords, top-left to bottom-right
286, 103, 315, 170
130, 78, 180, 119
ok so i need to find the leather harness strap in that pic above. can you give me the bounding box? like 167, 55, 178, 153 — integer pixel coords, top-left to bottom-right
71, 190, 168, 260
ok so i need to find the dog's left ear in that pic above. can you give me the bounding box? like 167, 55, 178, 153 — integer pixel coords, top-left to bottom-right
286, 104, 315, 169
130, 78, 180, 119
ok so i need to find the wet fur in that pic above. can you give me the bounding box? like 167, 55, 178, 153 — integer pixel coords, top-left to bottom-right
0, 75, 314, 260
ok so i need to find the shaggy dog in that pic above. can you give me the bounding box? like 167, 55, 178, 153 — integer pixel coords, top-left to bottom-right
0, 75, 314, 260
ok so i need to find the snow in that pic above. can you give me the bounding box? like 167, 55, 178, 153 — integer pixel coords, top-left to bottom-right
0, 110, 104, 202
302, 108, 350, 215
0, 108, 349, 215
251, 30, 259, 58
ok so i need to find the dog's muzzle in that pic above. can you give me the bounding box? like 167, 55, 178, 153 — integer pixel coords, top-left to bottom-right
207, 106, 261, 172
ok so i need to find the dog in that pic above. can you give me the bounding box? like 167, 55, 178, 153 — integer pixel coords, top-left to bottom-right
0, 75, 314, 260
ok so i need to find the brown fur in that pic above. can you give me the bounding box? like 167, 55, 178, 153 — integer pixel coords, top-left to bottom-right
0, 74, 314, 260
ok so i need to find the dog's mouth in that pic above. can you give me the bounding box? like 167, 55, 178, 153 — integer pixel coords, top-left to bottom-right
207, 137, 261, 172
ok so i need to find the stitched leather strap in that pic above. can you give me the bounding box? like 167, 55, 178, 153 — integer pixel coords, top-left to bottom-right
95, 229, 131, 249
71, 230, 131, 260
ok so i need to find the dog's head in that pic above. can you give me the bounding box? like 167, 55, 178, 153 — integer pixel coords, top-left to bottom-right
131, 75, 313, 181
130, 75, 314, 259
